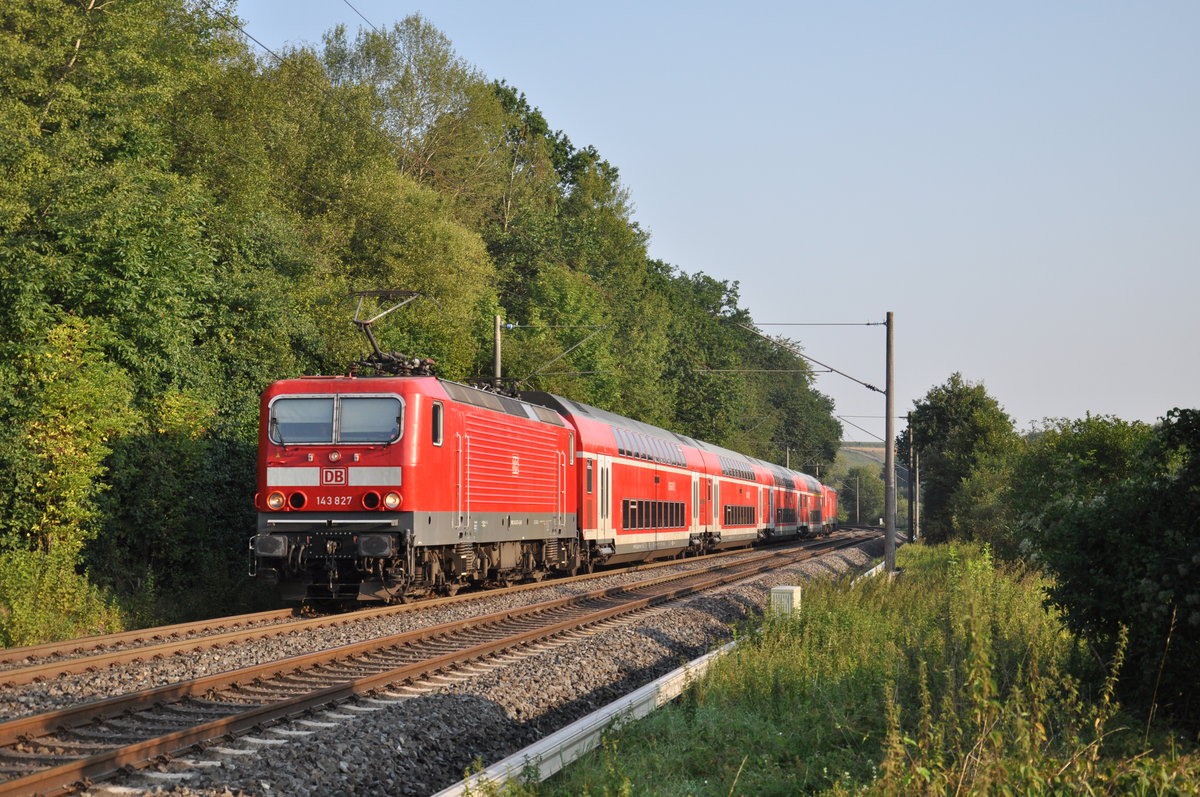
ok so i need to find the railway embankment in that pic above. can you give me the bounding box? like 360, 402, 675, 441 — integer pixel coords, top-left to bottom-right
532, 543, 1200, 796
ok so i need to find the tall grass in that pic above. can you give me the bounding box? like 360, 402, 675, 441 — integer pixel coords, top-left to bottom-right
519, 544, 1199, 796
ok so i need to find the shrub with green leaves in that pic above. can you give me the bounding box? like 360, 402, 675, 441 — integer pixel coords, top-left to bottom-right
0, 317, 132, 645
1034, 408, 1200, 729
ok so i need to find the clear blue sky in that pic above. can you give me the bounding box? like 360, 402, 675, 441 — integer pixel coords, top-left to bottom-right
234, 0, 1199, 443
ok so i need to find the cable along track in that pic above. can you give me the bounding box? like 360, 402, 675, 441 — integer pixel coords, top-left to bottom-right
0, 534, 870, 796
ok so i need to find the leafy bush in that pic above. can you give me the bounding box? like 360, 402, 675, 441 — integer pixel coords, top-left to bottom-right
1035, 409, 1200, 728
0, 547, 122, 647
0, 317, 134, 645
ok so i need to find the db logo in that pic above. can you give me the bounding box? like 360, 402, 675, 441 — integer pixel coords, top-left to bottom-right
321, 468, 347, 486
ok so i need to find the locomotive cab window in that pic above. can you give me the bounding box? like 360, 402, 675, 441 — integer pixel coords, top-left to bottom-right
269, 397, 333, 443
341, 397, 402, 443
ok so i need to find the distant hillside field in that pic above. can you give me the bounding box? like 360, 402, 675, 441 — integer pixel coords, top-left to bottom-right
838, 442, 885, 470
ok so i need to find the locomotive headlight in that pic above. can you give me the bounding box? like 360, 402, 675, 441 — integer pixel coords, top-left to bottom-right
266, 491, 286, 510
383, 491, 402, 510
328, 450, 342, 463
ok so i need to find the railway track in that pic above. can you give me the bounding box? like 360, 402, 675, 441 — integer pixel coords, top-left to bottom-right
0, 537, 835, 689
0, 532, 872, 795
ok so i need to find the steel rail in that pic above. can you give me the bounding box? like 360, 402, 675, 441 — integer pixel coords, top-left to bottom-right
0, 534, 847, 686
0, 534, 873, 795
0, 609, 297, 667
0, 536, 851, 745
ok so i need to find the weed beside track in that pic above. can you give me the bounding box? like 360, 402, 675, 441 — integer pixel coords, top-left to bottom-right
531, 543, 1200, 796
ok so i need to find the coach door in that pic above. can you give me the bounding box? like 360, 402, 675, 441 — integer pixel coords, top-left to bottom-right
707, 476, 717, 532
691, 474, 700, 535
584, 457, 596, 531
594, 454, 614, 538
556, 448, 567, 530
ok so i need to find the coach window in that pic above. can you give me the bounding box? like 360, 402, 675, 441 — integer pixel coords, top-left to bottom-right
270, 397, 334, 443
431, 401, 444, 446
602, 468, 610, 519
586, 459, 594, 494
340, 397, 403, 443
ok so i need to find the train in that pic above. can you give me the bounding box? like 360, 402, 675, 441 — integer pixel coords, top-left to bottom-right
249, 373, 838, 602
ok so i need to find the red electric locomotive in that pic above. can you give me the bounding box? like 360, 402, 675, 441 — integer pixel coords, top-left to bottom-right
251, 376, 580, 601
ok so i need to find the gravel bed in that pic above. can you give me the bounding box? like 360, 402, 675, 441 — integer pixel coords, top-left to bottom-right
93, 537, 884, 797
0, 613, 301, 673
0, 543, 819, 719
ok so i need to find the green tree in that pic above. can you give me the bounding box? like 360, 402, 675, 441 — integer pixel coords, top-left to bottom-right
838, 465, 885, 524
898, 373, 1020, 543
322, 15, 513, 229
0, 0, 245, 634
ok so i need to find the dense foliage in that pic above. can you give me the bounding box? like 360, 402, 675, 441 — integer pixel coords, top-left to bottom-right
0, 2, 840, 643
901, 373, 1198, 728
1033, 409, 1200, 728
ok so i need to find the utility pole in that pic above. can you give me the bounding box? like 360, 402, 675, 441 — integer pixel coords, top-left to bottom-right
913, 449, 921, 541
884, 311, 896, 573
907, 412, 915, 544
494, 315, 502, 388
854, 475, 860, 524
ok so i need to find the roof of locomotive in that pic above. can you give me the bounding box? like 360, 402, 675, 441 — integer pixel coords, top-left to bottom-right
438, 380, 568, 427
